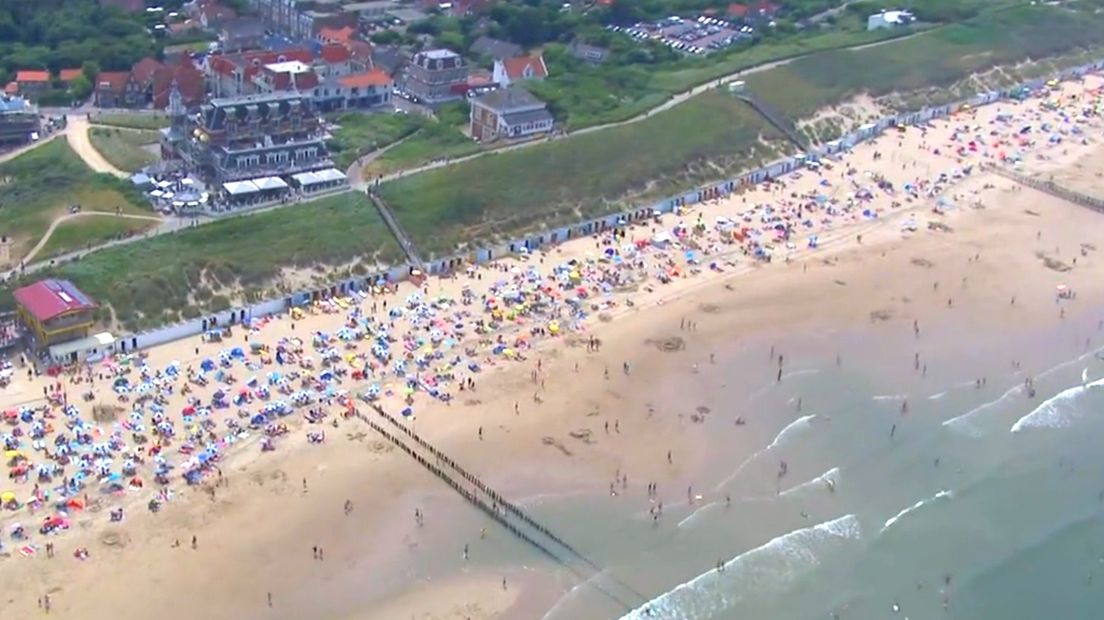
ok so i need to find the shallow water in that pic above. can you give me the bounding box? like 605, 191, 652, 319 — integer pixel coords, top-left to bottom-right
361, 310, 1104, 620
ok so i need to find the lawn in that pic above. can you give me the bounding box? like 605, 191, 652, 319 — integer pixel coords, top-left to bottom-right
327, 111, 422, 170
88, 127, 160, 173
745, 4, 1104, 125
0, 140, 159, 263
89, 112, 171, 130
381, 91, 783, 257
13, 192, 403, 331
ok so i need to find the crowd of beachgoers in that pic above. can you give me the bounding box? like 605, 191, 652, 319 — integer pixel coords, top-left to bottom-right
0, 74, 1100, 572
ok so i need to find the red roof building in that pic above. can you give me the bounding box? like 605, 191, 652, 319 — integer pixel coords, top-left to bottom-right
14, 280, 96, 323
754, 0, 780, 16
727, 3, 749, 17
59, 69, 83, 82
152, 58, 206, 109
13, 279, 98, 347
338, 69, 392, 89
493, 54, 547, 87
318, 25, 356, 46
320, 43, 352, 64
95, 71, 130, 91
94, 71, 132, 107
131, 58, 165, 87
347, 40, 374, 65
15, 70, 50, 84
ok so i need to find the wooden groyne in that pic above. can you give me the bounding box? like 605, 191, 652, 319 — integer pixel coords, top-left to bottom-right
353, 402, 646, 612
985, 164, 1104, 213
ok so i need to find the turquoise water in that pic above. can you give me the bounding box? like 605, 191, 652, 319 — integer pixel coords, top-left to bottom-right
360, 312, 1104, 620
532, 314, 1104, 620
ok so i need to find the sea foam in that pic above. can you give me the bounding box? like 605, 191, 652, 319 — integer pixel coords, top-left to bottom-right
1010, 377, 1104, 433
881, 490, 953, 532
716, 415, 817, 490
780, 467, 841, 497
619, 515, 861, 620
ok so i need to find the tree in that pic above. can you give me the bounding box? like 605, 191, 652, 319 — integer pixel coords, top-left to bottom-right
69, 74, 92, 100
81, 60, 100, 83
370, 30, 403, 45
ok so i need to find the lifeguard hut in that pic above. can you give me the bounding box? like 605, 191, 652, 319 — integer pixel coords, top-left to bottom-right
12, 279, 97, 350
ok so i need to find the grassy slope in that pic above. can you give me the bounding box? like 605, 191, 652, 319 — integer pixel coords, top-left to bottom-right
327, 112, 422, 170
365, 125, 484, 177
0, 140, 157, 261
531, 17, 919, 131
383, 3, 1104, 259
17, 192, 402, 331
746, 4, 1104, 123
38, 215, 152, 260
90, 113, 171, 130
88, 127, 160, 173
381, 92, 782, 257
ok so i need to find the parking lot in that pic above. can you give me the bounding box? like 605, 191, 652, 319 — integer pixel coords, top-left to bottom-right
608, 15, 754, 55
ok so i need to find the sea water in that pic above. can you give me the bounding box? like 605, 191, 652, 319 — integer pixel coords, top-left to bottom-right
525, 311, 1104, 620
356, 310, 1104, 620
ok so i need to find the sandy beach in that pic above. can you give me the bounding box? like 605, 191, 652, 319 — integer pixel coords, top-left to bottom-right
2, 75, 1104, 619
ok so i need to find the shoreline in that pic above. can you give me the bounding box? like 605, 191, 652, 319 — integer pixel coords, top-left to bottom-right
1, 74, 1103, 619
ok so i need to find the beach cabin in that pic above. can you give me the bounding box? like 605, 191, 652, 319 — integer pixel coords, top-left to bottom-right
47, 332, 117, 364
13, 279, 97, 349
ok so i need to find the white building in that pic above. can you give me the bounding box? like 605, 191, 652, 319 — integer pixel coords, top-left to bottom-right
867, 10, 914, 30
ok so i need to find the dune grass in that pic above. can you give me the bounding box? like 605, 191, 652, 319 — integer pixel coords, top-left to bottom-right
327, 111, 422, 170
11, 191, 402, 331
745, 4, 1104, 123
0, 140, 158, 262
382, 91, 783, 257
88, 127, 160, 173
36, 215, 153, 260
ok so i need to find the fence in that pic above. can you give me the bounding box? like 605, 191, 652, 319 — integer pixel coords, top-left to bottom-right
113, 59, 1104, 354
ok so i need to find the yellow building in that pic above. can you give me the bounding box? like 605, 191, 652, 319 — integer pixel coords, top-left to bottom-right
12, 279, 97, 348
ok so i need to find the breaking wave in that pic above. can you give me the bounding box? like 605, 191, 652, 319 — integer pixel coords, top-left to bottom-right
716, 415, 816, 490
780, 467, 840, 497
881, 490, 953, 532
619, 515, 862, 620
1010, 377, 1104, 433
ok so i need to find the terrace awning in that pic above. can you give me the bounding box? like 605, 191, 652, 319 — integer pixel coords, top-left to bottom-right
254, 176, 289, 191
313, 168, 347, 183
223, 180, 260, 196
292, 171, 322, 186
292, 169, 346, 186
